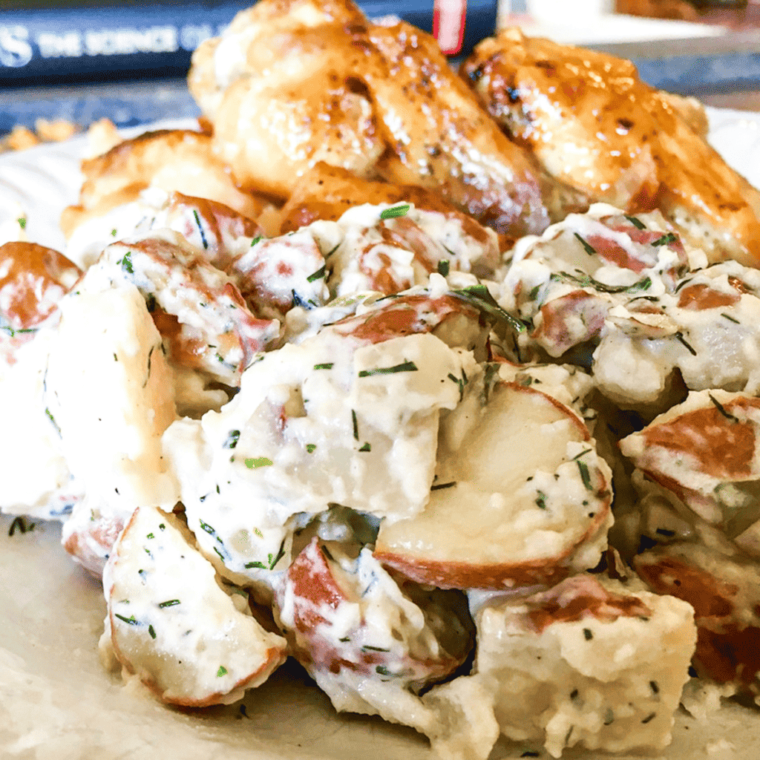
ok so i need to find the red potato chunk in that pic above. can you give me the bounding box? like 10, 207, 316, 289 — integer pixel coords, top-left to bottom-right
635, 540, 760, 697
277, 537, 473, 693
160, 192, 264, 272
619, 390, 760, 531
0, 242, 81, 367
328, 204, 501, 297
229, 227, 329, 320
98, 235, 280, 386
472, 574, 696, 758
106, 506, 287, 707
375, 377, 613, 589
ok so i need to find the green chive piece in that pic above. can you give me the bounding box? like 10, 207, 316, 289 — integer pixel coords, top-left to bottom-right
379, 203, 410, 219
358, 360, 418, 377
306, 264, 326, 283
158, 599, 180, 608
217, 665, 228, 677
574, 233, 596, 255
624, 215, 646, 230
245, 457, 273, 469
708, 393, 740, 423
652, 232, 677, 247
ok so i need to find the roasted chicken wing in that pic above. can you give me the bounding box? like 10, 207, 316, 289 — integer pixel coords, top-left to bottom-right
462, 29, 760, 267
187, 0, 584, 237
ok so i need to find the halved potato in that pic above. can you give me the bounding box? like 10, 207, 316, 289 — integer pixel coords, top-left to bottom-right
635, 539, 760, 697
277, 537, 473, 702
619, 389, 760, 533
473, 574, 696, 757
375, 379, 613, 589
105, 506, 287, 707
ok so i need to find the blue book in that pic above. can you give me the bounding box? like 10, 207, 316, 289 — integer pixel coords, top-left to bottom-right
0, 0, 499, 86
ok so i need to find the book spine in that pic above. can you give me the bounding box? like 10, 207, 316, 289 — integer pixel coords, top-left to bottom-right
0, 0, 498, 86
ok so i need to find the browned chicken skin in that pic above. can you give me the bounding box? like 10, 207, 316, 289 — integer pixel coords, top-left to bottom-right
462, 29, 760, 266
187, 0, 585, 237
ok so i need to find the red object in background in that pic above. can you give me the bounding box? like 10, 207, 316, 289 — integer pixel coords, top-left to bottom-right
434, 0, 467, 55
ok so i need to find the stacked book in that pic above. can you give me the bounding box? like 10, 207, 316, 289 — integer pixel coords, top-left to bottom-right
0, 0, 500, 86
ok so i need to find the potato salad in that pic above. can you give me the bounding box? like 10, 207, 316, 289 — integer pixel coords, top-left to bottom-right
13, 178, 759, 759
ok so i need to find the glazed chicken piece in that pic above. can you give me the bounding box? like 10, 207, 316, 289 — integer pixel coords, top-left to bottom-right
462, 29, 760, 267
362, 21, 578, 237
188, 0, 384, 200
188, 0, 584, 237
61, 129, 272, 240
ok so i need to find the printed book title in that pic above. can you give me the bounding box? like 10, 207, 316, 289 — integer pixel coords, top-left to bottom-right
0, 24, 219, 68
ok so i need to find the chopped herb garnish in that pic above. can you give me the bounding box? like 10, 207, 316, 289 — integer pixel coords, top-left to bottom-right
268, 539, 286, 570
362, 645, 390, 652
650, 680, 660, 695
351, 409, 359, 440
652, 232, 677, 247
250, 235, 264, 247
306, 264, 326, 283
431, 481, 457, 491
552, 270, 651, 294
146, 532, 154, 539
577, 460, 593, 491
314, 363, 334, 370
708, 393, 739, 422
359, 442, 371, 452
192, 209, 209, 250
583, 628, 593, 640
114, 613, 138, 625
158, 599, 181, 608
451, 284, 526, 333
217, 665, 228, 677
148, 624, 156, 640
655, 527, 675, 537
223, 429, 241, 449
8, 516, 34, 536
306, 443, 317, 454
674, 331, 697, 356
375, 665, 392, 676
379, 203, 410, 219
118, 251, 134, 274
535, 491, 548, 510
721, 313, 740, 324
437, 259, 450, 276
641, 712, 656, 724
574, 232, 596, 256
199, 520, 216, 535
244, 457, 273, 469
604, 708, 615, 726
624, 215, 646, 230
358, 360, 418, 377
245, 560, 266, 570
17, 217, 26, 229
447, 369, 468, 401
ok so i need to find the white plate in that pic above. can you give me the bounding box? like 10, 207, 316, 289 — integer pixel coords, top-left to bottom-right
2, 110, 760, 760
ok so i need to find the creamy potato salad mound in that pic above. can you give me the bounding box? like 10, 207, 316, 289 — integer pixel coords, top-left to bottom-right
7, 188, 760, 759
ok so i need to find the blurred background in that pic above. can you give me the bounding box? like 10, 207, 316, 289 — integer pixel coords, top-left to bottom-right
1, 0, 759, 146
